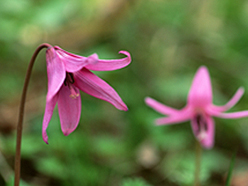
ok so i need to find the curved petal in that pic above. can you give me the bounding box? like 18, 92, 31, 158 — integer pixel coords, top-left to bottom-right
74, 68, 128, 111
211, 87, 244, 112
85, 51, 131, 71
210, 110, 248, 119
42, 93, 58, 144
191, 114, 214, 149
155, 108, 192, 125
145, 97, 179, 115
188, 66, 213, 107
46, 47, 66, 101
54, 46, 89, 73
57, 84, 81, 136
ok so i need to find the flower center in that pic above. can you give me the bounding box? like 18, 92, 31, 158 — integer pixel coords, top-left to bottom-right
194, 114, 208, 140
64, 73, 79, 99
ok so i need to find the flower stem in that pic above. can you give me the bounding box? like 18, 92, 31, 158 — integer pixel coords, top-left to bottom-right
14, 43, 51, 186
194, 140, 202, 186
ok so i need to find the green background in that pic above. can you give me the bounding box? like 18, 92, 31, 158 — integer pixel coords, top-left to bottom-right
1, 0, 248, 185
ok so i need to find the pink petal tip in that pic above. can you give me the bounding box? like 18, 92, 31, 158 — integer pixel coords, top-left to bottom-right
42, 133, 49, 144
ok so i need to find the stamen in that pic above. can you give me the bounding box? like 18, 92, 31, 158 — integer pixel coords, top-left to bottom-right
64, 73, 79, 99
68, 73, 75, 84
194, 114, 208, 140
64, 72, 75, 86
195, 114, 208, 131
68, 84, 79, 99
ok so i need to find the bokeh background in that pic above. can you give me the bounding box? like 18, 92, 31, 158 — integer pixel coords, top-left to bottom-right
1, 0, 248, 185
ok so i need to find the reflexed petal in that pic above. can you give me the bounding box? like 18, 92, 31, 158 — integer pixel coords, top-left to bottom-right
85, 51, 131, 71
191, 115, 214, 149
57, 84, 81, 136
211, 87, 244, 112
155, 108, 192, 125
211, 110, 248, 118
42, 93, 58, 144
188, 66, 213, 107
145, 97, 179, 115
54, 46, 89, 73
74, 68, 128, 111
46, 47, 66, 101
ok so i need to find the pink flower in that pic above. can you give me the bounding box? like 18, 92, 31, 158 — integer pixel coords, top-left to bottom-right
145, 66, 248, 149
43, 46, 131, 143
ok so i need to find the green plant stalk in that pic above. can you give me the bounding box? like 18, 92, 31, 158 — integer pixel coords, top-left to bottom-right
194, 140, 202, 186
225, 151, 237, 186
14, 43, 51, 186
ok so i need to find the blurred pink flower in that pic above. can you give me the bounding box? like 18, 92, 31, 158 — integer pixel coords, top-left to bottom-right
145, 66, 248, 149
43, 46, 131, 143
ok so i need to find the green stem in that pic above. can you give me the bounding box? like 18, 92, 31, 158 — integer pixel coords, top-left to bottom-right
225, 151, 237, 186
194, 140, 202, 186
14, 43, 51, 186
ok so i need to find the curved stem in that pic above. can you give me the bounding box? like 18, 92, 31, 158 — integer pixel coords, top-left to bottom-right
14, 43, 52, 186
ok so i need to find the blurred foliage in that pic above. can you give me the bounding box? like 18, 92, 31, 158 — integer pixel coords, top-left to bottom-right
1, 0, 248, 185
121, 178, 151, 186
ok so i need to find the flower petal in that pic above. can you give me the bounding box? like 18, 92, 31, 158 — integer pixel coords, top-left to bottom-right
54, 46, 89, 73
191, 114, 214, 149
155, 108, 192, 125
210, 110, 248, 118
145, 97, 179, 115
85, 51, 131, 71
211, 87, 244, 112
188, 66, 213, 107
74, 68, 128, 111
46, 47, 66, 101
57, 84, 81, 136
42, 93, 58, 144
